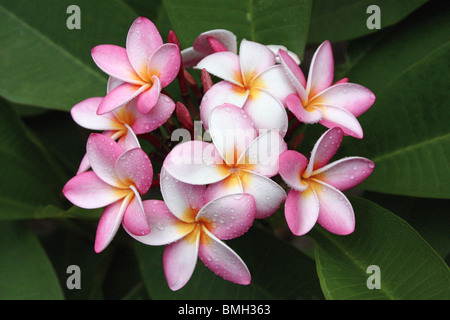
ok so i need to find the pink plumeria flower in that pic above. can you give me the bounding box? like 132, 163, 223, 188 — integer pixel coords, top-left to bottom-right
181, 29, 237, 68
91, 17, 180, 115
279, 127, 375, 236
62, 133, 153, 253
72, 96, 140, 174
164, 104, 287, 219
273, 41, 376, 139
71, 80, 175, 173
128, 168, 255, 291
196, 39, 289, 136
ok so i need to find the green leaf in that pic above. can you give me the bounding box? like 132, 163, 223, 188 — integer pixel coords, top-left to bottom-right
0, 103, 66, 219
37, 219, 104, 300
135, 226, 323, 299
364, 192, 450, 260
338, 6, 450, 198
345, 2, 449, 94
164, 0, 312, 58
308, 0, 428, 43
0, 0, 144, 111
0, 221, 64, 299
310, 197, 450, 300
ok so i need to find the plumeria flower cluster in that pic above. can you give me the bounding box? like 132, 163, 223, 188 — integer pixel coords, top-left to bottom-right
63, 17, 376, 291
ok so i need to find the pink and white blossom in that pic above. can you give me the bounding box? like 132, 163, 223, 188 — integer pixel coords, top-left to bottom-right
91, 17, 180, 115
181, 29, 237, 68
196, 39, 290, 136
62, 133, 153, 253
275, 41, 376, 139
128, 168, 255, 291
71, 92, 174, 174
278, 127, 375, 236
163, 104, 287, 219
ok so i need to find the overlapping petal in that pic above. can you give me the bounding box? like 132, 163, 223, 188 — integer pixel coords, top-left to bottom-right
91, 45, 143, 85
285, 187, 319, 236
122, 187, 150, 236
313, 157, 375, 191
115, 147, 153, 194
240, 170, 286, 219
159, 168, 206, 222
97, 82, 148, 115
86, 133, 124, 187
285, 94, 322, 124
239, 129, 287, 177
306, 40, 334, 98
163, 140, 229, 185
126, 17, 163, 81
163, 229, 200, 291
311, 83, 376, 117
279, 150, 309, 191
147, 43, 181, 88
203, 175, 244, 203
131, 93, 176, 134
94, 196, 132, 253
196, 193, 255, 240
209, 104, 256, 165
71, 97, 120, 131
252, 64, 297, 106
305, 127, 343, 177
62, 171, 128, 209
239, 39, 276, 87
243, 88, 288, 136
135, 76, 161, 114
277, 49, 308, 101
128, 200, 195, 246
311, 179, 355, 235
196, 51, 243, 86
199, 81, 249, 131
318, 105, 364, 139
199, 228, 251, 285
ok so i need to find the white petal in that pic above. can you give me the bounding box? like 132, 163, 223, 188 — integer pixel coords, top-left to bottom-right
243, 88, 288, 137
238, 129, 287, 177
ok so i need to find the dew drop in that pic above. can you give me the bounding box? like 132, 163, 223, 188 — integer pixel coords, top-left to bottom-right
156, 222, 165, 231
